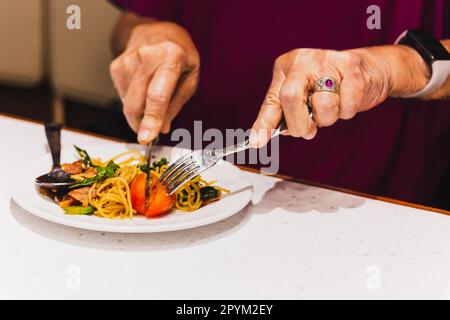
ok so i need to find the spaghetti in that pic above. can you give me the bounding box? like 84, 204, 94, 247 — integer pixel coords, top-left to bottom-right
87, 150, 143, 219
43, 146, 229, 220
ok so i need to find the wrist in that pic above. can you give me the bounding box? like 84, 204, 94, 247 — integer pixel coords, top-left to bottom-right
128, 21, 198, 60
350, 47, 394, 100
130, 21, 191, 46
112, 12, 156, 56
387, 45, 431, 97
442, 40, 450, 52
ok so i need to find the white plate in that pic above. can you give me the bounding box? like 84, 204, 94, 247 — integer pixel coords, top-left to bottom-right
10, 144, 253, 233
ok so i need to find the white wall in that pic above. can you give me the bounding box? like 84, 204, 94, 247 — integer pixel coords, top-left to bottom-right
48, 0, 120, 106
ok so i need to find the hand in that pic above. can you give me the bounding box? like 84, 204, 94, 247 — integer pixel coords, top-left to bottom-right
250, 45, 430, 147
110, 21, 200, 144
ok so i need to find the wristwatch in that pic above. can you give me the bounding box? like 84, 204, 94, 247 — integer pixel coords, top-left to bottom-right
395, 30, 450, 98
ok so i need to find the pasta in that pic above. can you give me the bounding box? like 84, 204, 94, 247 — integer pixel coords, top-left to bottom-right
43, 146, 229, 220
88, 151, 143, 219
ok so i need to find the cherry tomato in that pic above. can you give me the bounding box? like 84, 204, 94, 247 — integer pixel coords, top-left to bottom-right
130, 173, 175, 217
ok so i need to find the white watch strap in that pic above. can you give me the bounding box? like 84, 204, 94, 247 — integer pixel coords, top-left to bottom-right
404, 61, 450, 98
395, 30, 450, 98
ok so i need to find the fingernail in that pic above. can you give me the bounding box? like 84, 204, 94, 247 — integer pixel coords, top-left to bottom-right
138, 129, 151, 144
161, 121, 171, 134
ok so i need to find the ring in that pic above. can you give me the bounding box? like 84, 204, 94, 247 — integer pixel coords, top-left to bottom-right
314, 77, 339, 94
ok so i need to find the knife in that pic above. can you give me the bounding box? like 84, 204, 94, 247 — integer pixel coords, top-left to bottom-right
145, 137, 159, 208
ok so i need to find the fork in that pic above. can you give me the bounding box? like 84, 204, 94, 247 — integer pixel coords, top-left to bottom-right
159, 120, 289, 195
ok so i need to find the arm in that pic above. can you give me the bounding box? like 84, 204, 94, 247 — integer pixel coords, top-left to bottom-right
363, 39, 450, 101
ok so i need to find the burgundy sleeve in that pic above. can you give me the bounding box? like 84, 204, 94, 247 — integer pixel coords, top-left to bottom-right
109, 0, 182, 21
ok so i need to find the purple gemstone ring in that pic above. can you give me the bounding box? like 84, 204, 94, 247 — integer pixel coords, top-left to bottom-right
313, 77, 340, 94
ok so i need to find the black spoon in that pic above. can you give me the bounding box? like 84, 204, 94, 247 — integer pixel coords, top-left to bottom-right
35, 123, 75, 190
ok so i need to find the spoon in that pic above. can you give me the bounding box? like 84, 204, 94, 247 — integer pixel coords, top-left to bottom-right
35, 123, 75, 190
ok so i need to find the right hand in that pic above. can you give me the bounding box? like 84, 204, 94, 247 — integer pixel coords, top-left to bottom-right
250, 45, 430, 147
110, 21, 200, 144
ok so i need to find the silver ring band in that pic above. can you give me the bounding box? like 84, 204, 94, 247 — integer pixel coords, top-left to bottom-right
314, 77, 339, 94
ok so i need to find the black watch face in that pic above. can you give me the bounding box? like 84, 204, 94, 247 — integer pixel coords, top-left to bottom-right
400, 30, 450, 65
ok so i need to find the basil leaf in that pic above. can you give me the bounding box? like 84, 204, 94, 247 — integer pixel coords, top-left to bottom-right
140, 158, 168, 173
69, 161, 120, 189
69, 178, 98, 189
200, 187, 220, 201
105, 161, 120, 174
63, 206, 94, 215
139, 164, 150, 173
153, 158, 168, 169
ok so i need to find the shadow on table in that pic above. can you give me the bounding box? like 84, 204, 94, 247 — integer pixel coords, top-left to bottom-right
248, 180, 366, 215
9, 198, 252, 252
10, 180, 365, 252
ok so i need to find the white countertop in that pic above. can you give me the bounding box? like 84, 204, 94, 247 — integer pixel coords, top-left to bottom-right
1, 114, 450, 300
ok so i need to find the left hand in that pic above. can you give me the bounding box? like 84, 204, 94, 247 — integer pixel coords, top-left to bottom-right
249, 45, 430, 147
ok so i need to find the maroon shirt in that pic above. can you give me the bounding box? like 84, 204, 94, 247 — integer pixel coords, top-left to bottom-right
111, 0, 450, 206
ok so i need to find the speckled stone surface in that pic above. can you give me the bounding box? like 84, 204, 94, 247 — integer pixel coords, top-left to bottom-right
2, 115, 450, 299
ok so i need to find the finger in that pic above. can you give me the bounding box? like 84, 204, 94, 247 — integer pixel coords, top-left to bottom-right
339, 68, 364, 120
138, 60, 183, 144
311, 91, 340, 127
279, 72, 316, 138
110, 59, 127, 99
122, 64, 154, 133
110, 52, 140, 99
161, 70, 199, 133
250, 69, 285, 148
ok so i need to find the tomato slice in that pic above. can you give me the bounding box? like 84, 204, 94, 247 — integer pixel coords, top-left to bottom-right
130, 173, 175, 218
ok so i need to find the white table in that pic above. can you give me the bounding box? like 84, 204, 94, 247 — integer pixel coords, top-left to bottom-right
1, 114, 450, 300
